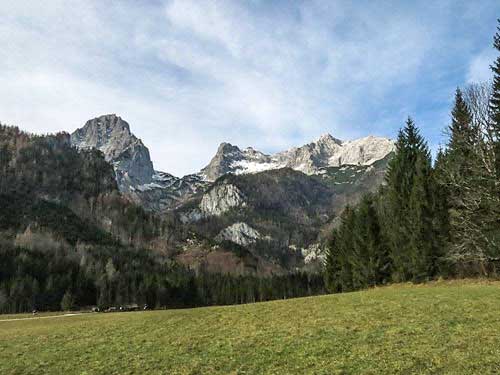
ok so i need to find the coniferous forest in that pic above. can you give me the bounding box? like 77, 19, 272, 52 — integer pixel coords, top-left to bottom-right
324, 21, 500, 292
0, 22, 499, 315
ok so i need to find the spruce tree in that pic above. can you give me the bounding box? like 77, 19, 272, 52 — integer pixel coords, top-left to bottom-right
384, 128, 410, 281
327, 206, 357, 292
324, 234, 342, 293
384, 117, 439, 281
490, 19, 500, 181
408, 153, 436, 281
448, 88, 474, 173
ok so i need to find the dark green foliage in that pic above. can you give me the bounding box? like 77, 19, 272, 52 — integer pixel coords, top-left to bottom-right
324, 196, 391, 292
0, 126, 117, 199
0, 240, 325, 313
0, 194, 117, 246
325, 118, 451, 290
490, 19, 500, 180
383, 118, 443, 282
60, 290, 75, 311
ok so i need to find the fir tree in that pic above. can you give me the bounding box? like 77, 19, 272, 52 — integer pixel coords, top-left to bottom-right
490, 19, 500, 181
384, 117, 439, 281
324, 234, 342, 293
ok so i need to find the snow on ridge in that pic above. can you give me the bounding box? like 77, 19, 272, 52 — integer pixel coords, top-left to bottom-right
232, 159, 282, 174
217, 134, 394, 177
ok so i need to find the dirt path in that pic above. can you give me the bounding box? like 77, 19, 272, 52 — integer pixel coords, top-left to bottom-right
0, 313, 85, 323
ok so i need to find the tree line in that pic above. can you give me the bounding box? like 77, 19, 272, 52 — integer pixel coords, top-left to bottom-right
324, 21, 500, 292
0, 239, 324, 313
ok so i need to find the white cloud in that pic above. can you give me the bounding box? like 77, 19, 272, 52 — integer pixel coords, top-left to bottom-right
0, 0, 498, 175
467, 49, 495, 83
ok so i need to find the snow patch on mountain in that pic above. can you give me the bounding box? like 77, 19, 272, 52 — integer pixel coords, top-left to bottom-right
201, 133, 395, 181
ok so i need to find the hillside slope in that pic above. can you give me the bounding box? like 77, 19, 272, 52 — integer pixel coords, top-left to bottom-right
1, 280, 499, 374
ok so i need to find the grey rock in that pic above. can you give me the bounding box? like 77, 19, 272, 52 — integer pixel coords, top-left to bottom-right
71, 114, 154, 192
216, 222, 261, 246
199, 133, 395, 181
200, 183, 246, 216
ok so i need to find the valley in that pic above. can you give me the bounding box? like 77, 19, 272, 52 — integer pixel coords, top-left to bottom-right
2, 280, 500, 374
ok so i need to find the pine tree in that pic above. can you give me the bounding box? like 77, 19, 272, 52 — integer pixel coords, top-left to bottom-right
408, 153, 436, 281
61, 290, 74, 311
324, 233, 342, 293
448, 88, 475, 172
356, 195, 389, 287
490, 19, 500, 181
384, 117, 439, 281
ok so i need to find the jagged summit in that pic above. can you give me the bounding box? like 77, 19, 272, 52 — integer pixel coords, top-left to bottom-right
70, 115, 395, 211
71, 114, 155, 191
315, 133, 342, 144
200, 133, 395, 181
71, 114, 209, 210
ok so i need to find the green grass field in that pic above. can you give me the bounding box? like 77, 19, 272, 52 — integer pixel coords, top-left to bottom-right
2, 280, 500, 374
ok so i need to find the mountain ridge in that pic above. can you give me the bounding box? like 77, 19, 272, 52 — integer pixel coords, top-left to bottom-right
69, 114, 395, 213
200, 133, 395, 181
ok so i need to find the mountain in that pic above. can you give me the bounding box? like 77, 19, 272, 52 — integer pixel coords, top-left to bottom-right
66, 114, 395, 271
200, 134, 394, 180
0, 114, 397, 280
71, 114, 208, 210
70, 115, 395, 214
178, 152, 392, 270
71, 114, 155, 192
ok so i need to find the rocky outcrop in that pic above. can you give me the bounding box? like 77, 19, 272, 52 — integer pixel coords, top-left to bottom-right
301, 243, 326, 264
199, 183, 246, 216
327, 136, 395, 166
71, 114, 155, 192
216, 222, 261, 246
71, 115, 209, 209
133, 172, 209, 212
200, 143, 273, 181
274, 134, 343, 174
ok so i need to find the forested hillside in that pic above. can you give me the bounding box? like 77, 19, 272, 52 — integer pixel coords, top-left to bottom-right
0, 126, 324, 313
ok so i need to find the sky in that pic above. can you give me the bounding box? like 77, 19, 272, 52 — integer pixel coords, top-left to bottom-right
1, 0, 499, 176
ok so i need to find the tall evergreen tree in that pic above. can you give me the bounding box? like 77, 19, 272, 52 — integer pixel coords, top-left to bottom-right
490, 19, 500, 181
384, 117, 440, 281
324, 234, 342, 293
448, 88, 475, 171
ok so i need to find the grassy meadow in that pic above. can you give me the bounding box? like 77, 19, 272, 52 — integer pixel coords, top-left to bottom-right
2, 280, 500, 374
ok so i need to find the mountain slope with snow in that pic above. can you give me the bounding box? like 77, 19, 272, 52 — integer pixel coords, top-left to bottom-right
200, 134, 395, 181
71, 114, 395, 216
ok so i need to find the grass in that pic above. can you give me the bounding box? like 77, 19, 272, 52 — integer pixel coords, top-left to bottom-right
2, 280, 500, 374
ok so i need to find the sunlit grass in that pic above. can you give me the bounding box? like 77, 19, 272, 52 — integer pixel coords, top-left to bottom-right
2, 280, 500, 374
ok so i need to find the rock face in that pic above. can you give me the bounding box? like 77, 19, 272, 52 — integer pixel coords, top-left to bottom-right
133, 172, 209, 211
301, 243, 326, 264
200, 134, 395, 180
200, 183, 246, 216
216, 222, 261, 246
200, 143, 274, 181
71, 114, 394, 220
71, 114, 155, 191
71, 114, 208, 209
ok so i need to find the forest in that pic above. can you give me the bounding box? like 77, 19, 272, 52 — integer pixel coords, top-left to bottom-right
324, 21, 500, 292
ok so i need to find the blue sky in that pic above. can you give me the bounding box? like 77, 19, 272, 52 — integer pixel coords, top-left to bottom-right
1, 0, 499, 176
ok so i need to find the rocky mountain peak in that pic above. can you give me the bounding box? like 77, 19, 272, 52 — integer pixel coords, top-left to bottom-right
316, 133, 342, 145
199, 133, 394, 180
71, 114, 155, 192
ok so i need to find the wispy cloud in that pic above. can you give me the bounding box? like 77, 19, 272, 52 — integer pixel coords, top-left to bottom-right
467, 49, 496, 83
0, 0, 499, 175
